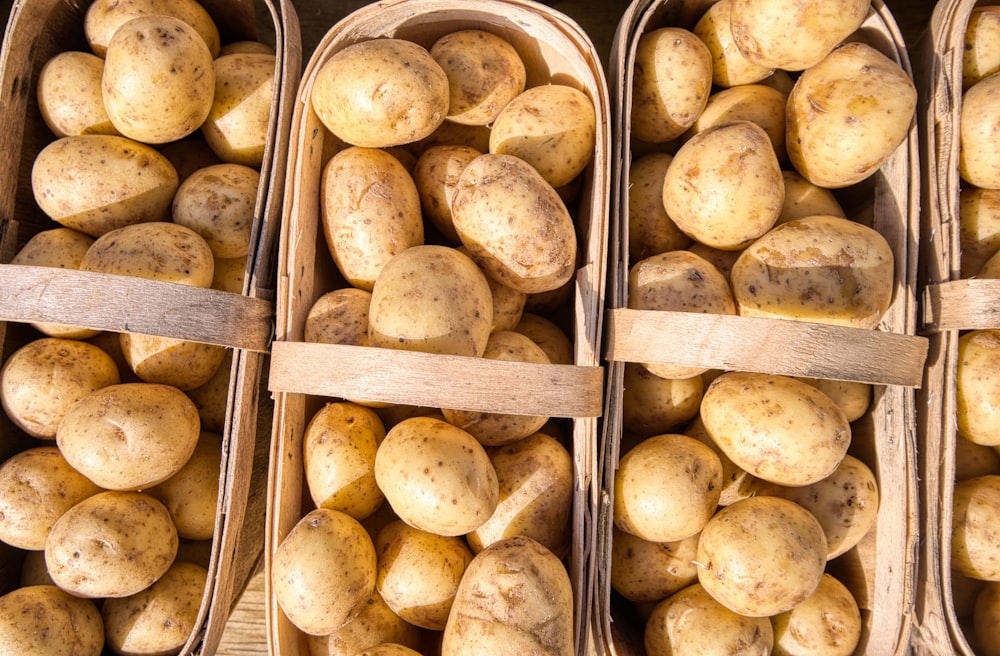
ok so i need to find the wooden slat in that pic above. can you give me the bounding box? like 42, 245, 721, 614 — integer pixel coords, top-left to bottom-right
922, 279, 1000, 332
605, 308, 929, 388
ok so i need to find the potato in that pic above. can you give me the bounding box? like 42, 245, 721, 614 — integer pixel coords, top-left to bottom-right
0, 585, 104, 656
416, 120, 493, 155
160, 137, 224, 182
771, 573, 861, 656
786, 42, 917, 189
730, 215, 895, 328
413, 144, 482, 244
374, 416, 498, 537
311, 38, 449, 148
614, 433, 723, 543
778, 454, 878, 559
102, 15, 216, 144
662, 120, 784, 250
629, 27, 712, 143
956, 330, 1000, 446
147, 431, 221, 540
451, 153, 576, 294
974, 582, 1000, 656
101, 560, 208, 655
0, 446, 104, 550
320, 589, 424, 656
368, 246, 493, 357
691, 0, 774, 87
960, 186, 1000, 277
730, 0, 870, 71
644, 583, 774, 655
956, 435, 1000, 480
696, 496, 828, 617
441, 536, 573, 656
964, 6, 1000, 90
45, 490, 178, 598
793, 376, 872, 423
1, 337, 120, 439
212, 256, 247, 293
321, 146, 424, 291
356, 645, 423, 656
202, 52, 277, 167
701, 372, 851, 487
621, 362, 703, 437
466, 432, 573, 557
172, 163, 261, 258
305, 288, 373, 347
83, 0, 221, 57
220, 40, 275, 57
778, 170, 846, 225
627, 152, 691, 261
686, 241, 742, 283
441, 331, 551, 446
952, 475, 1000, 580
271, 508, 377, 635
374, 519, 473, 630
489, 84, 596, 188
685, 84, 788, 162
31, 134, 178, 237
36, 51, 118, 138
514, 313, 573, 366
57, 382, 201, 491
610, 527, 699, 603
304, 402, 386, 521
430, 30, 526, 126
627, 250, 736, 379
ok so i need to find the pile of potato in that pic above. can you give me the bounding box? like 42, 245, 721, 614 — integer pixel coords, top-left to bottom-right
944, 6, 1000, 655
269, 28, 598, 656
610, 0, 916, 653
0, 0, 277, 653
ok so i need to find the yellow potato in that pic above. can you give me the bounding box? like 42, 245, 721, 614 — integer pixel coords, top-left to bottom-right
514, 313, 574, 366
374, 416, 498, 537
0, 585, 104, 655
31, 134, 178, 237
311, 38, 449, 148
413, 144, 482, 244
621, 362, 703, 437
794, 376, 872, 423
160, 137, 224, 182
700, 372, 851, 486
102, 15, 216, 144
368, 246, 493, 358
729, 0, 870, 71
318, 589, 424, 656
321, 146, 424, 291
83, 0, 221, 57
956, 435, 1000, 481
685, 84, 788, 161
430, 29, 526, 126
974, 582, 1000, 656
627, 152, 691, 261
57, 382, 201, 491
45, 490, 178, 598
771, 574, 862, 656
730, 215, 895, 328
786, 42, 917, 189
202, 52, 277, 167
0, 337, 120, 439
305, 288, 373, 347
696, 495, 828, 617
147, 431, 222, 541
172, 163, 261, 258
220, 40, 275, 57
692, 0, 774, 87
662, 120, 784, 250
20, 550, 56, 587
36, 51, 118, 138
212, 256, 248, 293
451, 153, 577, 294
778, 169, 846, 225
610, 527, 699, 603
953, 475, 1000, 581
120, 332, 229, 391
686, 241, 742, 282
956, 330, 1000, 446
630, 27, 712, 143
356, 645, 423, 656
960, 186, 1000, 277
0, 446, 104, 550
271, 508, 377, 635
964, 6, 1000, 90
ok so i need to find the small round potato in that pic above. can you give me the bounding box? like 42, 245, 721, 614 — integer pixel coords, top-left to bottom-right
778, 169, 847, 225
202, 52, 277, 167
610, 527, 699, 603
102, 15, 216, 144
621, 362, 703, 437
644, 583, 774, 655
627, 152, 691, 261
311, 38, 449, 148
212, 256, 248, 293
271, 508, 377, 635
356, 645, 423, 656
953, 475, 1000, 580
692, 0, 774, 87
771, 573, 862, 656
0, 446, 104, 550
120, 332, 229, 391
101, 560, 209, 655
629, 27, 712, 143
696, 495, 828, 617
318, 589, 424, 656
147, 431, 222, 540
430, 29, 526, 126
20, 549, 57, 587
700, 372, 851, 486
514, 312, 574, 366
37, 51, 118, 138
321, 146, 424, 291
31, 134, 179, 237
83, 0, 221, 57
305, 288, 373, 346
731, 215, 895, 328
220, 40, 275, 57
0, 585, 104, 656
956, 435, 1000, 480
182, 348, 231, 434
57, 382, 201, 491
368, 246, 493, 358
160, 137, 224, 182
794, 376, 872, 423
172, 163, 261, 258
662, 120, 784, 250
412, 144, 482, 244
964, 6, 1000, 90
954, 331, 1000, 447
960, 186, 1000, 277
489, 84, 596, 189
451, 153, 577, 294
374, 416, 498, 537
1, 337, 120, 439
962, 72, 1000, 190
685, 84, 788, 161
45, 490, 179, 598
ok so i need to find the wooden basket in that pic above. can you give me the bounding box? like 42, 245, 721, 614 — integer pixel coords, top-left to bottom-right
0, 0, 301, 652
595, 0, 925, 654
263, 1, 610, 654
912, 1, 1000, 654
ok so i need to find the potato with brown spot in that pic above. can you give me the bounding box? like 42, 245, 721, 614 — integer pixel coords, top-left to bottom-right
36, 51, 119, 138
0, 585, 104, 655
172, 163, 260, 259
83, 0, 221, 57
202, 52, 277, 167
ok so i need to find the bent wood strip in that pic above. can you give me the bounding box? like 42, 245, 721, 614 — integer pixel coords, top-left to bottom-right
923, 279, 1000, 332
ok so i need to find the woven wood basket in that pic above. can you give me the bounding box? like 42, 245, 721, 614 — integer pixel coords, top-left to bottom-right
263, 1, 610, 654
595, 0, 925, 654
0, 0, 300, 652
912, 1, 1000, 654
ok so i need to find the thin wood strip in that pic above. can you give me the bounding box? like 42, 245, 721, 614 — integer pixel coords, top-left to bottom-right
0, 265, 274, 352
268, 341, 605, 418
605, 308, 929, 388
922, 279, 1000, 332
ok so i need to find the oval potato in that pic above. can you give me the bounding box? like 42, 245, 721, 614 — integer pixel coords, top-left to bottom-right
172, 163, 261, 259
610, 527, 699, 603
147, 431, 222, 541
202, 52, 277, 167
627, 152, 690, 262
692, 0, 774, 87
83, 0, 221, 57
0, 585, 104, 655
771, 574, 862, 656
37, 51, 118, 138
